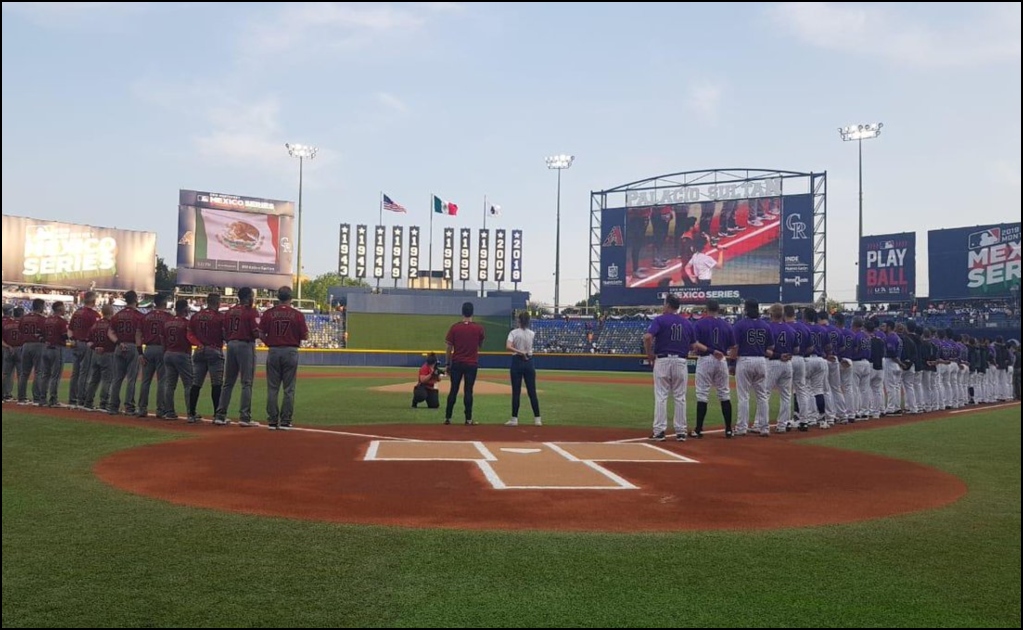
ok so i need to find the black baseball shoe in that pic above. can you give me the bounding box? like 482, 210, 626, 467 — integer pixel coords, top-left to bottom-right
649, 431, 666, 442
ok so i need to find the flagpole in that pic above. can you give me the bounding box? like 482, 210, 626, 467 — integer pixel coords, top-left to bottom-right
428, 194, 434, 289
379, 191, 383, 227
483, 194, 487, 231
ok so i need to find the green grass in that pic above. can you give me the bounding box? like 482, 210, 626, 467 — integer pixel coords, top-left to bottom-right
2, 372, 1020, 627
346, 313, 509, 352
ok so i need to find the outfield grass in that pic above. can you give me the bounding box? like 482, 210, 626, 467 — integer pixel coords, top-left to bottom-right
2, 373, 1020, 627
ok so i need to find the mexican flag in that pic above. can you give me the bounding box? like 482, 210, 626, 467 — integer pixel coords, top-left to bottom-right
433, 195, 458, 216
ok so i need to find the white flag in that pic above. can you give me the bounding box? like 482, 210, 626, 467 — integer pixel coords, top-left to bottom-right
489, 204, 501, 216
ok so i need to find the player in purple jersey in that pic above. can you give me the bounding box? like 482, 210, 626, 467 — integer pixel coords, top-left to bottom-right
834, 314, 859, 422
881, 321, 904, 416
818, 312, 848, 424
766, 304, 795, 433
730, 299, 774, 437
643, 294, 698, 441
784, 305, 812, 429
848, 318, 873, 420
692, 300, 736, 438
802, 308, 830, 429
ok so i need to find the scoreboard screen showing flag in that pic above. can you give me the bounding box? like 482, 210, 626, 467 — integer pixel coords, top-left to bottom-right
355, 224, 368, 279
442, 228, 455, 281
494, 229, 507, 283
373, 226, 386, 279
459, 228, 472, 282
510, 229, 523, 283
338, 223, 351, 277
390, 226, 403, 280
478, 229, 490, 282
407, 226, 420, 280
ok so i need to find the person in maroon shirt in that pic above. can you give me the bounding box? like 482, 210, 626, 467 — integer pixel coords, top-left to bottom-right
259, 286, 308, 430
82, 304, 116, 412
106, 290, 145, 415
42, 301, 69, 407
67, 291, 99, 407
444, 301, 486, 425
412, 352, 442, 409
137, 294, 173, 419
160, 299, 195, 421
215, 287, 261, 426
2, 306, 24, 402
17, 298, 47, 405
187, 293, 225, 423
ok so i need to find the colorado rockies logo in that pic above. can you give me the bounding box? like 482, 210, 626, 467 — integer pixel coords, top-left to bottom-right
786, 213, 808, 240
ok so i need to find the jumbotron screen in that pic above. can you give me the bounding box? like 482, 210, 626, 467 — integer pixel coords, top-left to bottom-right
600, 194, 814, 305
176, 189, 295, 289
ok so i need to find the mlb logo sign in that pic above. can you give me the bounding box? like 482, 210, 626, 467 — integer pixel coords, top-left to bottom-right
880, 240, 895, 250
969, 228, 1001, 249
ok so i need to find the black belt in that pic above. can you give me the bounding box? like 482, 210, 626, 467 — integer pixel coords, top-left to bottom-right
228, 339, 254, 344
656, 354, 683, 358
769, 357, 781, 361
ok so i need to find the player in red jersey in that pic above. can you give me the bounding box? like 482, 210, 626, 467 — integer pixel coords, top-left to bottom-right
2, 306, 25, 402
215, 287, 261, 426
82, 304, 116, 412
188, 293, 225, 424
160, 299, 195, 421
67, 292, 100, 408
107, 290, 145, 415
17, 298, 47, 405
137, 295, 173, 419
41, 301, 69, 407
259, 286, 308, 430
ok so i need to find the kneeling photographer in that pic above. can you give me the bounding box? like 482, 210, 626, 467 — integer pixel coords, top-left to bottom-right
412, 352, 443, 409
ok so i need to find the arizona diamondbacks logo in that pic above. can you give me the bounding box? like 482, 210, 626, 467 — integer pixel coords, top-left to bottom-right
603, 226, 624, 247
785, 214, 808, 240
178, 231, 194, 246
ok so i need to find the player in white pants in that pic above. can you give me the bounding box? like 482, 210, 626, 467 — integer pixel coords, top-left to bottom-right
785, 305, 811, 429
692, 300, 737, 438
834, 314, 858, 422
896, 324, 919, 414
865, 319, 886, 419
850, 318, 872, 420
881, 321, 904, 416
766, 304, 794, 433
731, 299, 773, 437
643, 295, 697, 442
819, 313, 848, 424
804, 308, 831, 430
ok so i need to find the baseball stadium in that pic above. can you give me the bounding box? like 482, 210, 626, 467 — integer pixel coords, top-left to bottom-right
3, 6, 1022, 629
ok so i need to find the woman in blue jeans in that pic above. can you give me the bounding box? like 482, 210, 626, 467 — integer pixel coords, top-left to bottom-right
505, 311, 542, 427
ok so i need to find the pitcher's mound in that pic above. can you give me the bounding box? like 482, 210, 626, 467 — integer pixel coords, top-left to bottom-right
372, 381, 528, 395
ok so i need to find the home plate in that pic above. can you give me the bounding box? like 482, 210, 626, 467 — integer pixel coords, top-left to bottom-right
501, 448, 543, 454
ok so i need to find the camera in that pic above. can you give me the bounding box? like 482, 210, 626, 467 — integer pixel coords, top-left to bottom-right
432, 364, 446, 378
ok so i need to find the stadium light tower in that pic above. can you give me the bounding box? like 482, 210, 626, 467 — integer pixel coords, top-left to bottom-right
545, 154, 574, 314
838, 123, 883, 247
286, 142, 318, 301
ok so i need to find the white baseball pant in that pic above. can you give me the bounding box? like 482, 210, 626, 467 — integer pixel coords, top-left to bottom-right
695, 355, 730, 403
901, 366, 918, 414
790, 356, 809, 423
883, 358, 904, 414
868, 368, 884, 419
921, 370, 935, 412
840, 360, 856, 420
853, 360, 872, 418
653, 356, 688, 436
805, 356, 829, 425
766, 359, 793, 431
827, 359, 848, 421
736, 356, 769, 434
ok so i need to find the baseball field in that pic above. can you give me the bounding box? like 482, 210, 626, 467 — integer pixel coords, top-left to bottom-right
2, 367, 1020, 628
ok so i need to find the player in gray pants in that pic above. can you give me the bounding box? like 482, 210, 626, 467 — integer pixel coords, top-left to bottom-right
266, 347, 299, 427
162, 351, 193, 420
2, 306, 24, 401
17, 298, 47, 405
137, 343, 165, 417
83, 351, 113, 411
42, 302, 68, 407
69, 341, 92, 408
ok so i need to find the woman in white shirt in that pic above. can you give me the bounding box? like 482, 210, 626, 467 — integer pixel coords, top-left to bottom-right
505, 311, 542, 427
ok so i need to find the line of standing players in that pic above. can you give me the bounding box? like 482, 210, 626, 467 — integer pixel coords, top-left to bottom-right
1, 286, 308, 430
643, 296, 1019, 442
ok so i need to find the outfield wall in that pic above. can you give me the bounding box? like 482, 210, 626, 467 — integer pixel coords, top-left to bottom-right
346, 313, 509, 352
254, 349, 655, 372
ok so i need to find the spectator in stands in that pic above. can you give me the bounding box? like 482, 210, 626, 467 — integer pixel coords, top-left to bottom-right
412, 352, 442, 409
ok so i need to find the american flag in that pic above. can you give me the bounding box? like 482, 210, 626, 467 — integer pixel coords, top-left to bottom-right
382, 194, 407, 214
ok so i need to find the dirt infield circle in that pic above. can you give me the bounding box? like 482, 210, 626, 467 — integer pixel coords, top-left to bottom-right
90, 420, 969, 533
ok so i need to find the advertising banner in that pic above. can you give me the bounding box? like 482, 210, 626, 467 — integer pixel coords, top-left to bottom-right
859, 232, 916, 303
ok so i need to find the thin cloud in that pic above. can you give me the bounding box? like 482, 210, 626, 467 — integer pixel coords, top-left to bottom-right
687, 83, 722, 123
1, 2, 161, 26
770, 2, 1021, 68
375, 91, 410, 115
242, 2, 428, 58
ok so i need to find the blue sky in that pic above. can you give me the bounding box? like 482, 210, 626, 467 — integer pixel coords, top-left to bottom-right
2, 1, 1020, 305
